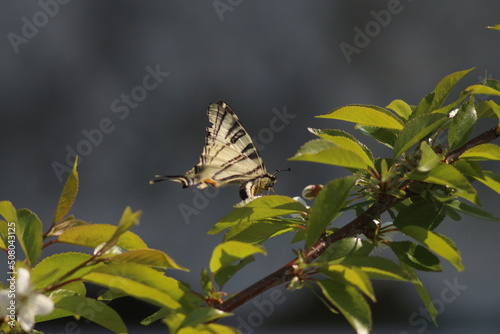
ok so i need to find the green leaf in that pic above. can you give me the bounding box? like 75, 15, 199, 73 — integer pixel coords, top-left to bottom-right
223, 218, 295, 244
318, 104, 404, 130
317, 238, 374, 263
356, 126, 398, 148
289, 139, 371, 170
428, 69, 474, 112
305, 176, 357, 249
402, 263, 438, 326
209, 241, 265, 274
214, 256, 255, 288
386, 99, 413, 119
390, 241, 442, 272
473, 170, 500, 194
177, 324, 239, 334
412, 92, 435, 118
394, 200, 445, 231
448, 100, 477, 150
400, 226, 463, 271
417, 141, 441, 172
83, 263, 183, 309
58, 223, 147, 250
181, 307, 232, 327
406, 163, 479, 205
16, 208, 43, 265
321, 264, 375, 302
53, 156, 79, 224
453, 160, 484, 178
208, 195, 306, 234
445, 200, 500, 221
317, 279, 372, 334
0, 201, 17, 249
393, 114, 447, 157
465, 84, 500, 96
413, 69, 473, 117
307, 128, 375, 167
459, 143, 500, 161
31, 252, 94, 293
101, 207, 142, 253
110, 249, 188, 271
38, 295, 127, 334
340, 256, 412, 281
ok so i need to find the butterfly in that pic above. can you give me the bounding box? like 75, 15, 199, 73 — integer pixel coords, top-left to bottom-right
150, 100, 277, 200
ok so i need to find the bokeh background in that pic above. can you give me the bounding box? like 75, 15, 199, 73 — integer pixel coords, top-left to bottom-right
1, 1, 500, 333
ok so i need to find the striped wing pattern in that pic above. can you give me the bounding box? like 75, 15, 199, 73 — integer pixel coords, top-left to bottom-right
151, 101, 276, 199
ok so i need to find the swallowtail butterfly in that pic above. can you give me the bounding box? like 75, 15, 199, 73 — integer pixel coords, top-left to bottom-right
150, 101, 277, 200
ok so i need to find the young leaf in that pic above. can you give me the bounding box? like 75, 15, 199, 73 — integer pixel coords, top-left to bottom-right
209, 241, 265, 274
83, 263, 183, 309
459, 143, 500, 161
427, 68, 474, 112
400, 226, 463, 271
58, 224, 147, 250
289, 139, 371, 170
356, 126, 398, 148
16, 208, 43, 265
393, 113, 447, 157
31, 252, 94, 293
386, 99, 413, 120
390, 241, 442, 272
110, 249, 188, 271
0, 201, 17, 249
406, 163, 479, 205
448, 100, 477, 150
53, 156, 79, 224
305, 176, 357, 249
320, 264, 375, 302
181, 307, 233, 327
417, 141, 441, 172
445, 200, 500, 221
465, 84, 500, 96
316, 279, 372, 334
223, 218, 295, 244
102, 207, 142, 252
317, 104, 404, 130
307, 128, 375, 166
340, 256, 411, 281
177, 324, 239, 334
209, 195, 306, 234
39, 295, 127, 334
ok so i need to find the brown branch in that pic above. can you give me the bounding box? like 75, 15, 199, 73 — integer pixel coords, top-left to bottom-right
216, 127, 500, 314
445, 127, 500, 164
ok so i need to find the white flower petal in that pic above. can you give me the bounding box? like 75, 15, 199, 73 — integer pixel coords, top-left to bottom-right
16, 268, 31, 295
18, 310, 36, 332
30, 294, 54, 316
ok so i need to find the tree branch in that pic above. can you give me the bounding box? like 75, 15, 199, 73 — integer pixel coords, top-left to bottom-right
215, 126, 500, 314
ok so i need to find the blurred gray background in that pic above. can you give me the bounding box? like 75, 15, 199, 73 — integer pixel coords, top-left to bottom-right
1, 1, 500, 333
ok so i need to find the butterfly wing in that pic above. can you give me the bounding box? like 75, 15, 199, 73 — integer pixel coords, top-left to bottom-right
151, 101, 276, 199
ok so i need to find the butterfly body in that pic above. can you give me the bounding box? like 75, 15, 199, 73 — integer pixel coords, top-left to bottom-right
151, 101, 276, 200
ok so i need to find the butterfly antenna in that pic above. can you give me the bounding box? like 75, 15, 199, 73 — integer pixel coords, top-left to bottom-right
273, 168, 291, 176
